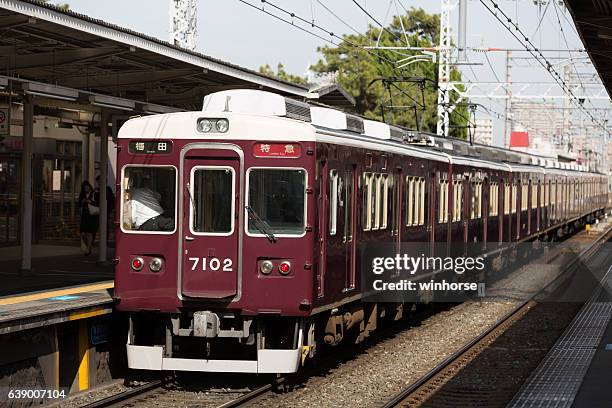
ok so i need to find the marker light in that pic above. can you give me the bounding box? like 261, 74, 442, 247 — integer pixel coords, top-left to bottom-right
278, 261, 292, 275
215, 118, 229, 133
149, 257, 163, 272
131, 257, 144, 271
260, 260, 274, 275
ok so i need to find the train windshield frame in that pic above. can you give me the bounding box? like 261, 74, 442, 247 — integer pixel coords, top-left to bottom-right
246, 167, 307, 237
120, 165, 177, 234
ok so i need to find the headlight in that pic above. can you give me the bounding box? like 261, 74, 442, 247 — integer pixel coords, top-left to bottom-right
260, 260, 274, 275
197, 118, 213, 132
149, 257, 163, 272
215, 118, 229, 133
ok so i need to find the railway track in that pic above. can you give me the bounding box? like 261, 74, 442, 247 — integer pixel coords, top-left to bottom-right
79, 223, 612, 408
379, 222, 612, 408
82, 378, 274, 408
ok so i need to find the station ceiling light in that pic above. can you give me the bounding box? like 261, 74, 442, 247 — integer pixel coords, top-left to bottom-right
22, 82, 78, 102
90, 94, 136, 111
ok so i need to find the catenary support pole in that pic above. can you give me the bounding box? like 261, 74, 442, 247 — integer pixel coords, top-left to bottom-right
20, 94, 33, 273
98, 110, 109, 263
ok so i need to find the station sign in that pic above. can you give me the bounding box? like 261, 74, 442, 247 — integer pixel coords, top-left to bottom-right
253, 143, 301, 158
128, 140, 172, 154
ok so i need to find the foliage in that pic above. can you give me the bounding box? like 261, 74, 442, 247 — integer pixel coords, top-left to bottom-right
309, 7, 467, 138
259, 63, 308, 86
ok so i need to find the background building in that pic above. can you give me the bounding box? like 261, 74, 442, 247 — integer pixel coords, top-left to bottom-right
473, 118, 493, 145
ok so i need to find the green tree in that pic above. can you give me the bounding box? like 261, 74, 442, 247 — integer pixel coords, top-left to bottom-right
259, 63, 308, 86
310, 7, 467, 138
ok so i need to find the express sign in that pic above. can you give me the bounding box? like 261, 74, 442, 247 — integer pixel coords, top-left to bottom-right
253, 143, 301, 158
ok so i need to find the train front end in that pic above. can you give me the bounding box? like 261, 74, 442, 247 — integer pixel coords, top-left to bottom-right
114, 92, 316, 373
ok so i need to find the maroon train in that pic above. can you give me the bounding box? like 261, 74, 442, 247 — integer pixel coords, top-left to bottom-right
114, 89, 607, 373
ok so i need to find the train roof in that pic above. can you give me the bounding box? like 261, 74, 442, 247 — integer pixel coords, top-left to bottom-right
118, 89, 604, 177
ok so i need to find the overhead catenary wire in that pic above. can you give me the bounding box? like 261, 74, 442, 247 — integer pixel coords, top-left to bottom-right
236, 0, 401, 68
477, 0, 609, 135
315, 0, 361, 36
350, 0, 407, 45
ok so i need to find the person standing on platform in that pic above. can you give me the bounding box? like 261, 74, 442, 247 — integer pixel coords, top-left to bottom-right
78, 180, 99, 256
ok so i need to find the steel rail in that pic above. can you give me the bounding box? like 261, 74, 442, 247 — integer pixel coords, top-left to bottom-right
379, 222, 612, 408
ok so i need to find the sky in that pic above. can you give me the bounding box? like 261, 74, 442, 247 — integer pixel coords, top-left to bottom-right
50, 0, 593, 146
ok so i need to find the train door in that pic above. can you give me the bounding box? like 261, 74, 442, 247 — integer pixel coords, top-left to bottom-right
317, 159, 328, 298
391, 166, 402, 270
343, 164, 357, 290
326, 164, 352, 296
181, 148, 241, 298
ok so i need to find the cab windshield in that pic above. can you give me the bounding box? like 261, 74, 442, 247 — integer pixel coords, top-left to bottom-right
247, 168, 306, 236
121, 166, 176, 233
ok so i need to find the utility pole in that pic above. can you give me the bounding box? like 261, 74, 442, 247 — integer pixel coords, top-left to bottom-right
503, 51, 512, 148
169, 0, 197, 50
436, 0, 455, 137
458, 0, 467, 62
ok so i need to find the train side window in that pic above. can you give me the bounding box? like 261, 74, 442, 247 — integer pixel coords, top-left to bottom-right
504, 183, 510, 215
381, 174, 389, 229
405, 176, 414, 226
521, 181, 528, 211
452, 180, 463, 222
438, 180, 444, 223
532, 181, 538, 209
373, 174, 381, 230
329, 169, 338, 236
471, 180, 482, 219
512, 182, 517, 213
363, 173, 372, 231
414, 177, 425, 225
418, 178, 426, 226
489, 182, 499, 216
343, 170, 354, 242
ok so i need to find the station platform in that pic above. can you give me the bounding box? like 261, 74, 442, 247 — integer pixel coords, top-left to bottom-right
0, 244, 114, 297
508, 241, 612, 407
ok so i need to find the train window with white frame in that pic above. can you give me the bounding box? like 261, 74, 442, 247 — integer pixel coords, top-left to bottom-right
329, 169, 339, 236
381, 174, 389, 229
471, 180, 482, 219
418, 178, 426, 226
521, 181, 528, 211
532, 181, 539, 209
121, 166, 176, 233
363, 172, 372, 231
247, 168, 306, 236
373, 174, 381, 230
504, 182, 510, 215
489, 182, 499, 216
512, 182, 517, 213
453, 180, 463, 222
406, 176, 414, 226
343, 170, 354, 242
190, 167, 234, 235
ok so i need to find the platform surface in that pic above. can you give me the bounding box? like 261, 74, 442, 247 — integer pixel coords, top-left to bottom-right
507, 236, 612, 408
0, 245, 114, 297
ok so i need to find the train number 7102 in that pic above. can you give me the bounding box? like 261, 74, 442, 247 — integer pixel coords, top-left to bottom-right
188, 257, 233, 272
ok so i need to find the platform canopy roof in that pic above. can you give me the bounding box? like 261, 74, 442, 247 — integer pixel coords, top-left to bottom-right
0, 0, 354, 111
566, 0, 612, 98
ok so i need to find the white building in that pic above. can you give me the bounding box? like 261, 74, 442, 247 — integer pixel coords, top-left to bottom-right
473, 118, 493, 145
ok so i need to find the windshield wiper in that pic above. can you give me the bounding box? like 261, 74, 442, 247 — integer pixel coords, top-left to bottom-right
186, 182, 196, 217
246, 205, 277, 243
